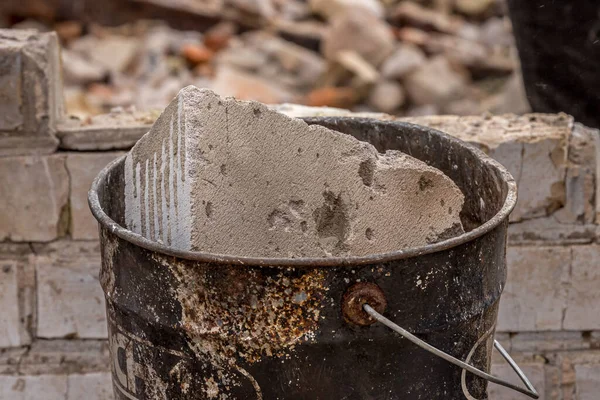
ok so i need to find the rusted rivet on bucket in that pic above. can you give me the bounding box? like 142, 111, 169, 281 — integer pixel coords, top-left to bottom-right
342, 282, 387, 326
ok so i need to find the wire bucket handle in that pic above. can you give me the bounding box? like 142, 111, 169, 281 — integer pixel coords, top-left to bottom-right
363, 304, 539, 399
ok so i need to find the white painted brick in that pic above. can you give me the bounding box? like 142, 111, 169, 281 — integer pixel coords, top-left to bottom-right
497, 247, 570, 332
488, 362, 545, 400
0, 155, 69, 242
0, 261, 21, 348
66, 152, 124, 240
67, 372, 113, 400
575, 364, 600, 400
36, 242, 107, 339
0, 375, 67, 400
564, 246, 600, 330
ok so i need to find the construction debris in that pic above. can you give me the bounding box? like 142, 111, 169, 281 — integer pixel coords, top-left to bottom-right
124, 86, 465, 257
0, 0, 528, 119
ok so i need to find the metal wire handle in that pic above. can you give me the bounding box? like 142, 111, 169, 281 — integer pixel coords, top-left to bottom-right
363, 304, 539, 399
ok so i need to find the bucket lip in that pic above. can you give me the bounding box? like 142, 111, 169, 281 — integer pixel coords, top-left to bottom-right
88, 119, 517, 267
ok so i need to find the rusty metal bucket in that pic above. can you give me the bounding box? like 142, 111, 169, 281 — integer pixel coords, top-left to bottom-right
89, 117, 536, 399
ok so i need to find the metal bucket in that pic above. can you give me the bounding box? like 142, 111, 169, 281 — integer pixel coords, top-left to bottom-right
89, 118, 536, 400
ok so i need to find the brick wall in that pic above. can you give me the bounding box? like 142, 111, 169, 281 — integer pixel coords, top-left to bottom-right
1, 29, 599, 399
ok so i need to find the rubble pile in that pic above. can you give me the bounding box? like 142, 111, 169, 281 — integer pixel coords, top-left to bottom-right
1, 0, 528, 120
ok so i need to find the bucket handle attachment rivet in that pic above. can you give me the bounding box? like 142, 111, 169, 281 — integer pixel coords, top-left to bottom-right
363, 304, 540, 399
342, 282, 387, 326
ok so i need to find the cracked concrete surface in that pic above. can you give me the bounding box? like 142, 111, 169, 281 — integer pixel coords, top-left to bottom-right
124, 86, 465, 257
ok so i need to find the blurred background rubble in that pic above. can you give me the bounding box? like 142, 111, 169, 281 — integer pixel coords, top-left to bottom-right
0, 0, 529, 122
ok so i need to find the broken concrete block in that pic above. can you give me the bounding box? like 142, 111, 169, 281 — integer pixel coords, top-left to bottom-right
66, 152, 125, 240
497, 246, 570, 332
0, 29, 64, 155
322, 8, 395, 66
0, 155, 69, 242
124, 86, 464, 258
35, 241, 107, 339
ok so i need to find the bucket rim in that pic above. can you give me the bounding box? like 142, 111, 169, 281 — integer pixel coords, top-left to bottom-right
88, 118, 517, 267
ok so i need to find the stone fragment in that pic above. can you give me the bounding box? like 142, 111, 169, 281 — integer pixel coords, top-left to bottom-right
204, 21, 237, 52
403, 56, 468, 107
322, 8, 395, 66
66, 152, 125, 239
0, 261, 21, 348
71, 34, 141, 74
335, 50, 379, 84
367, 80, 406, 113
563, 246, 600, 330
35, 241, 107, 339
61, 50, 108, 85
54, 20, 83, 43
381, 43, 427, 80
67, 372, 113, 400
0, 155, 69, 242
310, 0, 384, 19
397, 27, 514, 74
0, 375, 67, 400
497, 246, 570, 332
212, 66, 298, 104
218, 32, 325, 90
124, 86, 464, 258
181, 44, 214, 65
0, 29, 64, 155
479, 17, 514, 47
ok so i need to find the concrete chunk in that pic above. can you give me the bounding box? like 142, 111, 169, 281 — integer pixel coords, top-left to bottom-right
124, 86, 464, 257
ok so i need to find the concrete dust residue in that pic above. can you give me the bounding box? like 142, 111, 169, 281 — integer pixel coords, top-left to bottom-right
125, 86, 465, 257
